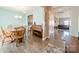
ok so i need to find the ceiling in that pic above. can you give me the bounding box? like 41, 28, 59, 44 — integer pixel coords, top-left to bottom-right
1, 6, 40, 14
0, 6, 71, 14
52, 6, 71, 13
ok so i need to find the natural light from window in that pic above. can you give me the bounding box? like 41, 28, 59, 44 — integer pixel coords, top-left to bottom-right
64, 20, 69, 25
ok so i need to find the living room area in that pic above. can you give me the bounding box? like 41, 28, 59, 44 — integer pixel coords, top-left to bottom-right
0, 6, 78, 53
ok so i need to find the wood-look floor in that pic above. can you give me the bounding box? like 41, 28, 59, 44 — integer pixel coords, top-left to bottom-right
53, 29, 79, 53
65, 36, 79, 53
0, 29, 79, 53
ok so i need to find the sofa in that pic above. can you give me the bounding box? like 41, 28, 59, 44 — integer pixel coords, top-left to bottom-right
58, 25, 69, 30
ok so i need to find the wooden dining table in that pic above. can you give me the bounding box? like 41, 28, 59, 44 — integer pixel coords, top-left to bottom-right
8, 26, 26, 46
0, 26, 26, 46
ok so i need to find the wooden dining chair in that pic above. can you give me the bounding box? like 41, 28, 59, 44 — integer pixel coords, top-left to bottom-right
0, 27, 12, 46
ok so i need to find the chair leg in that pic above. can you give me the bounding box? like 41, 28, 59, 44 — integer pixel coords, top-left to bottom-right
2, 40, 4, 46
16, 39, 19, 47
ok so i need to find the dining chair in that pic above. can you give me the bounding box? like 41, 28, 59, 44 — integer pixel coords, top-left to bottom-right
0, 27, 12, 46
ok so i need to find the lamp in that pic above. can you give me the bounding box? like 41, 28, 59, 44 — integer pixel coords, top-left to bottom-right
14, 15, 22, 20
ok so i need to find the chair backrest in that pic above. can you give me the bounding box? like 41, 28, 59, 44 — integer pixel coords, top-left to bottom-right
0, 27, 6, 40
15, 26, 26, 35
0, 27, 3, 37
0, 27, 6, 35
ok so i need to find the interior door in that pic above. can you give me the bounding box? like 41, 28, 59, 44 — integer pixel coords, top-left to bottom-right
28, 15, 33, 26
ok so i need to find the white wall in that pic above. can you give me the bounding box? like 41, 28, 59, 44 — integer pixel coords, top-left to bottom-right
25, 7, 44, 26
54, 7, 79, 37
70, 7, 78, 37
0, 8, 26, 29
78, 16, 79, 37
54, 8, 71, 26
58, 11, 70, 18
78, 8, 79, 37
78, 18, 79, 32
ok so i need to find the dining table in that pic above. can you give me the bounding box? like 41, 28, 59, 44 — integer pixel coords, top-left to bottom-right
11, 26, 25, 44
0, 26, 26, 46
4, 26, 26, 46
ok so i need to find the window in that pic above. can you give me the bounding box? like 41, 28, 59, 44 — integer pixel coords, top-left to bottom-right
64, 20, 69, 25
